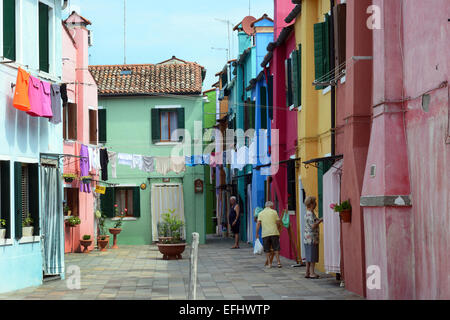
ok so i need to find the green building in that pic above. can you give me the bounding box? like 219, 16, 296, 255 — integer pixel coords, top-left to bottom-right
89, 58, 207, 245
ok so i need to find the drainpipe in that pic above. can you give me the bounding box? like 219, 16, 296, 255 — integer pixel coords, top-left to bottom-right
330, 0, 336, 156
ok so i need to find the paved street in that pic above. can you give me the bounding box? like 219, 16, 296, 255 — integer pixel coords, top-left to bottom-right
0, 236, 363, 300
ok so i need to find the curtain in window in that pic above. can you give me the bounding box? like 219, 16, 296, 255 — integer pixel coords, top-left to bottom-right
41, 166, 64, 275
151, 184, 185, 242
161, 112, 169, 141
170, 112, 178, 141
116, 189, 133, 216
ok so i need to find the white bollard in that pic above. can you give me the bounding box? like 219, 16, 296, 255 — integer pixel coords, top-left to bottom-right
188, 232, 199, 300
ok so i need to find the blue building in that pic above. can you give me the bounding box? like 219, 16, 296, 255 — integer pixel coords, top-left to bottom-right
0, 0, 65, 293
224, 14, 274, 243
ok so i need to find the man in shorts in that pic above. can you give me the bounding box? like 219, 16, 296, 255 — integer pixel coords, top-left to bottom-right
256, 201, 282, 268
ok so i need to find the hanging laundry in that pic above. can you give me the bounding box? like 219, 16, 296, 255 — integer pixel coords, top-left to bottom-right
193, 155, 203, 165
142, 156, 154, 173
99, 148, 109, 181
60, 83, 68, 105
26, 75, 43, 117
88, 146, 95, 172
118, 153, 133, 167
107, 151, 117, 179
236, 146, 248, 171
49, 84, 62, 124
209, 152, 216, 168
79, 145, 91, 193
171, 156, 186, 174
132, 154, 144, 170
40, 80, 53, 119
155, 157, 171, 175
12, 67, 31, 111
202, 154, 210, 166
249, 138, 257, 165
93, 148, 101, 171
185, 155, 195, 167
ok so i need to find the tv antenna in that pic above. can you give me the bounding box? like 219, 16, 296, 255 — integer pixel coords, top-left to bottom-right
214, 18, 234, 60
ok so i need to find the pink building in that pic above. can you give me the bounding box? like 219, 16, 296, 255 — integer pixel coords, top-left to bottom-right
62, 12, 99, 253
361, 0, 449, 299
267, 0, 299, 260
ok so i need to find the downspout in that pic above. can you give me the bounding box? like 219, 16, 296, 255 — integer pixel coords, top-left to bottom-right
330, 0, 336, 156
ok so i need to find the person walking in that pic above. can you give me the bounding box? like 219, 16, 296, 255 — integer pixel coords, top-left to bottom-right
256, 201, 282, 268
303, 196, 323, 279
229, 196, 240, 249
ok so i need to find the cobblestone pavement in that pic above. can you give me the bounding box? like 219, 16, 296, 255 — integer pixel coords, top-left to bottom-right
0, 236, 363, 300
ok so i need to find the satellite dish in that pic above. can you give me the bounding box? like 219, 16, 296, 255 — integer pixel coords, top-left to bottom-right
241, 16, 256, 36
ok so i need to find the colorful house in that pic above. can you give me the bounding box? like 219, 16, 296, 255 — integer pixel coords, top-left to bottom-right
361, 0, 449, 299
261, 0, 299, 261
0, 0, 65, 293
89, 59, 207, 245
61, 12, 99, 253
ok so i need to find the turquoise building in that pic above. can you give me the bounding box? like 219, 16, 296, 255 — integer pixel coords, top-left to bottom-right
0, 0, 65, 293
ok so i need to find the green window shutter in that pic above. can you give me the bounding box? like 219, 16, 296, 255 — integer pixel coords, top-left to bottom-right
3, 0, 16, 61
28, 164, 39, 236
285, 58, 293, 107
298, 45, 302, 106
0, 161, 11, 239
314, 22, 326, 90
100, 187, 115, 218
132, 187, 141, 218
291, 51, 299, 107
151, 108, 160, 143
324, 14, 331, 82
317, 161, 333, 219
176, 108, 185, 141
260, 87, 267, 130
39, 2, 49, 73
14, 162, 22, 239
98, 109, 107, 143
268, 75, 273, 120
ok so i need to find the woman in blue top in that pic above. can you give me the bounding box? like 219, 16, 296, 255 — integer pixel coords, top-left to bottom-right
229, 196, 240, 249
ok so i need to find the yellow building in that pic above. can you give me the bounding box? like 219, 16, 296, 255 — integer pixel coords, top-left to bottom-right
293, 0, 333, 272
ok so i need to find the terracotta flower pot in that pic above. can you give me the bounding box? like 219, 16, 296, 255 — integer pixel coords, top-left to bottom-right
97, 239, 109, 252
80, 239, 93, 253
339, 209, 351, 223
158, 236, 173, 243
157, 243, 186, 260
109, 228, 122, 249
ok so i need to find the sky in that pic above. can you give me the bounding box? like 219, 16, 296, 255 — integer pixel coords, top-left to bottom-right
64, 0, 274, 90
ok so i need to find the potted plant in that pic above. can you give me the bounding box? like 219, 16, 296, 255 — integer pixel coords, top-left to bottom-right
97, 234, 109, 252
157, 221, 172, 243
156, 209, 186, 260
330, 200, 352, 223
96, 212, 110, 249
66, 216, 81, 227
64, 205, 72, 216
109, 205, 125, 249
0, 219, 6, 240
22, 213, 34, 237
80, 176, 92, 184
80, 235, 93, 253
62, 173, 77, 183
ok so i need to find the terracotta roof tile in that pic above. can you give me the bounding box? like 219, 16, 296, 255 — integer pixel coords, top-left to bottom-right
88, 62, 205, 96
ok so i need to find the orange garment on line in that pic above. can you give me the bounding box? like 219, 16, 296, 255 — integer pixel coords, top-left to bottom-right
12, 67, 31, 111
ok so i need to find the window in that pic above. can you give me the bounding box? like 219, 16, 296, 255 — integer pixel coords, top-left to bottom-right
268, 75, 274, 120
285, 57, 293, 107
287, 161, 297, 211
63, 103, 77, 140
100, 187, 141, 218
14, 162, 39, 238
98, 108, 107, 144
89, 109, 98, 145
2, 0, 16, 60
39, 2, 50, 73
291, 46, 302, 108
314, 14, 331, 90
0, 161, 11, 239
151, 108, 185, 143
260, 86, 267, 129
64, 188, 79, 217
333, 3, 347, 77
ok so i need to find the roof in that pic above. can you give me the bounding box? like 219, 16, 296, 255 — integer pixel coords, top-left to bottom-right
64, 11, 92, 26
251, 14, 274, 27
62, 21, 77, 47
88, 62, 205, 96
157, 55, 188, 65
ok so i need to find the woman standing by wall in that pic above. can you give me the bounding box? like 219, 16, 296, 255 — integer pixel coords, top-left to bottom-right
304, 196, 323, 279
